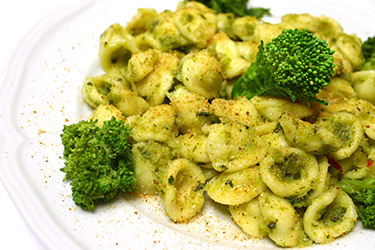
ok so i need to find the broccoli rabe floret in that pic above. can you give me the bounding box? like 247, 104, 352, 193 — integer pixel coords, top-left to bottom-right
232, 28, 335, 105
337, 178, 375, 228
189, 0, 270, 18
60, 117, 136, 210
361, 36, 375, 70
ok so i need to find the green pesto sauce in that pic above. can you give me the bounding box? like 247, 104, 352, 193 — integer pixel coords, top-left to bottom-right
272, 153, 304, 181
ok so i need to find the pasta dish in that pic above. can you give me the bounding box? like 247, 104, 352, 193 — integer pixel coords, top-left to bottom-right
63, 0, 375, 247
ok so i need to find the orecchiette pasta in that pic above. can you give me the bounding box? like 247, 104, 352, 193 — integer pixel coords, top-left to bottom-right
253, 121, 280, 136
280, 113, 342, 155
206, 166, 266, 205
250, 95, 313, 122
132, 140, 171, 195
253, 23, 282, 44
352, 70, 375, 104
202, 120, 266, 172
310, 156, 331, 199
332, 50, 354, 77
258, 192, 304, 248
303, 188, 357, 244
338, 147, 371, 180
315, 77, 358, 114
216, 13, 236, 39
136, 52, 180, 106
158, 158, 206, 222
130, 104, 177, 142
99, 23, 139, 77
88, 104, 125, 127
168, 131, 210, 163
331, 33, 364, 72
211, 96, 261, 127
125, 8, 159, 37
260, 131, 290, 151
208, 32, 251, 79
320, 111, 364, 160
108, 85, 150, 117
229, 197, 268, 238
235, 40, 258, 63
168, 85, 214, 134
281, 13, 321, 33
126, 49, 159, 85
81, 74, 128, 108
259, 147, 320, 197
355, 99, 375, 140
174, 7, 217, 49
231, 16, 259, 41
314, 15, 343, 44
177, 50, 225, 99
148, 10, 190, 51
79, 2, 375, 247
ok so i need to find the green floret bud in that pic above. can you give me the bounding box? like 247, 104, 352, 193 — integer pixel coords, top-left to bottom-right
232, 28, 335, 105
362, 36, 375, 61
357, 204, 375, 228
60, 117, 136, 211
361, 36, 375, 70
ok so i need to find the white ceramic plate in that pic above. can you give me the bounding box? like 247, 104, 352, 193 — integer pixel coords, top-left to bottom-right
1, 0, 375, 249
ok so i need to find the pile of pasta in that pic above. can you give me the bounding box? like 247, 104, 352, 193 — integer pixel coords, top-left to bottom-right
81, 1, 375, 247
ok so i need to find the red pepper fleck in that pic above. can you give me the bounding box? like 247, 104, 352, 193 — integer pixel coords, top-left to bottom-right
328, 157, 343, 173
367, 159, 373, 167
